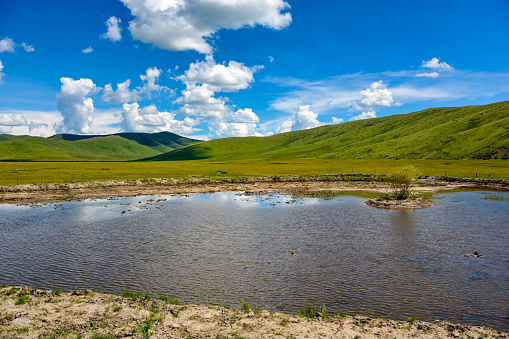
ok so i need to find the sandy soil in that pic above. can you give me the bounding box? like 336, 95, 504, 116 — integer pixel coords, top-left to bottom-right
1, 175, 503, 205
1, 286, 507, 339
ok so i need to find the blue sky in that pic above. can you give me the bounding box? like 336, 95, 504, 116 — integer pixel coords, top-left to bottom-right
0, 0, 508, 139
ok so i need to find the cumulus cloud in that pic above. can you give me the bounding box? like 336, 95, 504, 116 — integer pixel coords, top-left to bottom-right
0, 113, 28, 126
120, 103, 200, 134
102, 79, 140, 104
415, 72, 440, 78
349, 111, 377, 121
0, 38, 15, 53
102, 16, 122, 42
120, 0, 291, 54
331, 117, 343, 124
276, 105, 322, 133
139, 67, 166, 97
269, 56, 274, 63
102, 67, 170, 104
358, 81, 394, 108
82, 46, 94, 54
422, 58, 453, 71
181, 55, 262, 92
0, 37, 34, 53
56, 78, 100, 134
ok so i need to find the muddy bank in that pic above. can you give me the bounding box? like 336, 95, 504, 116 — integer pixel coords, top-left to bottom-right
1, 286, 507, 339
1, 175, 505, 204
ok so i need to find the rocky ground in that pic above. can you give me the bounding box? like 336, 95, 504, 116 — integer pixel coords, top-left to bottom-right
365, 197, 436, 209
1, 286, 507, 339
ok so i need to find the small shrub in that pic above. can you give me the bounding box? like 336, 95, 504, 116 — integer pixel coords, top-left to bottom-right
240, 303, 250, 312
389, 165, 419, 199
53, 288, 63, 295
113, 305, 122, 312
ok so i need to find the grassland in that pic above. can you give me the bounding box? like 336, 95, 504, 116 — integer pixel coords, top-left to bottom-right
1, 159, 508, 186
146, 101, 509, 161
0, 131, 200, 161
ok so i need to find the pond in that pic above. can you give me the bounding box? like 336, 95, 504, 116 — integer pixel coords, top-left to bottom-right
0, 190, 508, 331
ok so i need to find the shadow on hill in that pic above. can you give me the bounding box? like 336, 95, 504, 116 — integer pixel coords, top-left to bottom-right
140, 144, 212, 161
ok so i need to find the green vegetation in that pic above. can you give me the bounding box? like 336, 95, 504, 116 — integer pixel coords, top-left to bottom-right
0, 158, 507, 186
146, 101, 509, 161
0, 131, 200, 161
156, 296, 179, 305
389, 165, 419, 199
296, 305, 327, 319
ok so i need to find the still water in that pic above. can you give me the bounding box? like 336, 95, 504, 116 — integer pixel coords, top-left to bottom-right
0, 190, 508, 330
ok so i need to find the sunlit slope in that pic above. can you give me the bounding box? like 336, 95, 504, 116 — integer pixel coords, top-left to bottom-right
146, 101, 509, 161
0, 132, 201, 161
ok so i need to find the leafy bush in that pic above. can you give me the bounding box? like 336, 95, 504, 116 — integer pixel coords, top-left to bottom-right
389, 165, 419, 199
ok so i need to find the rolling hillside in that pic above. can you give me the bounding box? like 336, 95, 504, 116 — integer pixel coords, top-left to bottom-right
145, 101, 509, 161
0, 131, 201, 161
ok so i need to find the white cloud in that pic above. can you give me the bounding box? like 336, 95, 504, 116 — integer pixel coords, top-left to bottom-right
292, 105, 321, 131
21, 42, 35, 52
0, 37, 34, 53
56, 78, 100, 134
120, 0, 291, 54
357, 80, 394, 109
120, 103, 200, 135
102, 16, 122, 42
0, 60, 4, 84
0, 111, 50, 135
275, 105, 322, 133
415, 72, 440, 78
82, 46, 94, 54
208, 120, 260, 138
101, 67, 171, 104
269, 56, 274, 63
102, 79, 141, 104
331, 117, 343, 124
275, 120, 292, 133
0, 38, 15, 53
181, 55, 262, 92
0, 113, 28, 126
349, 111, 376, 121
421, 58, 453, 71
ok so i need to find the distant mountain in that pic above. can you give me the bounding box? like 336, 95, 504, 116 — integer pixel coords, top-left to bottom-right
0, 131, 201, 161
144, 101, 509, 161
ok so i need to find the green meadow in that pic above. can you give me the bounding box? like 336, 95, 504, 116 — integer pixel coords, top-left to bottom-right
1, 159, 507, 186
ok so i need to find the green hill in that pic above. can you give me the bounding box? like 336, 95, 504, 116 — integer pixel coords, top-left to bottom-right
0, 131, 201, 161
145, 101, 509, 161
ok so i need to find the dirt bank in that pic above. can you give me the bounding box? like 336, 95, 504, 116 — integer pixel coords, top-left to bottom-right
1, 286, 507, 339
1, 175, 505, 205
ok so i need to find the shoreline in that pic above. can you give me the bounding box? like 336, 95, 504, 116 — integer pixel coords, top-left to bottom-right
1, 286, 507, 339
1, 175, 508, 204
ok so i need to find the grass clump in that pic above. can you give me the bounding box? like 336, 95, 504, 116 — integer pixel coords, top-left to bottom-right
156, 296, 179, 305
15, 295, 30, 305
296, 305, 327, 319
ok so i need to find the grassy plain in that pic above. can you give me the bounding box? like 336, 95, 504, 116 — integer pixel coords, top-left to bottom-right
1, 159, 508, 186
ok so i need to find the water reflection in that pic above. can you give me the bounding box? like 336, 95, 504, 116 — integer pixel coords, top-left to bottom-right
0, 190, 508, 331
